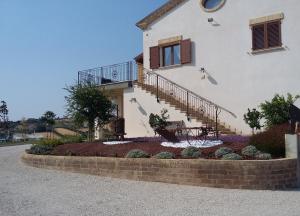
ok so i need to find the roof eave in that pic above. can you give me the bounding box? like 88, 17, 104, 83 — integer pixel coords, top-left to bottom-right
136, 0, 187, 30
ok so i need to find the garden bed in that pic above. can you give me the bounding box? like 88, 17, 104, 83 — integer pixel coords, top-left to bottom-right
52, 141, 248, 159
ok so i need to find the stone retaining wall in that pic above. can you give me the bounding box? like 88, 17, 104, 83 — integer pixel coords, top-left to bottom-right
21, 153, 298, 190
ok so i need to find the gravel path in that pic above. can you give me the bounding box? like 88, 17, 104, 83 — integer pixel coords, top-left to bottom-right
0, 145, 300, 216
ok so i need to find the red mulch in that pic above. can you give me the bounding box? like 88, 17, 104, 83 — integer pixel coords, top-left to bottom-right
52, 141, 248, 159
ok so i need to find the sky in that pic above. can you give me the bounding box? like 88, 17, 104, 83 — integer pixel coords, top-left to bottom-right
0, 0, 167, 121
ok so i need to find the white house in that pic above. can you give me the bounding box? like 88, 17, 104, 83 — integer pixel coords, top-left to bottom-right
79, 0, 300, 138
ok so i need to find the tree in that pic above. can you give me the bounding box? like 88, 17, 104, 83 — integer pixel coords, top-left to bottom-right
20, 117, 28, 140
40, 111, 56, 139
260, 93, 299, 128
243, 108, 263, 134
0, 100, 9, 139
65, 83, 114, 141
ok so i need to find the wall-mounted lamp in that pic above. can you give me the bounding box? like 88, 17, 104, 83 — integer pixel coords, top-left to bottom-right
200, 68, 206, 79
129, 98, 137, 103
208, 18, 220, 26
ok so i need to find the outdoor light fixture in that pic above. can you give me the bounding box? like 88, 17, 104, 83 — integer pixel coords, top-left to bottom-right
208, 18, 214, 23
130, 98, 137, 103
200, 67, 206, 79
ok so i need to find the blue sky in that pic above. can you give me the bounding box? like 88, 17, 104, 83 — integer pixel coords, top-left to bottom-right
0, 0, 166, 121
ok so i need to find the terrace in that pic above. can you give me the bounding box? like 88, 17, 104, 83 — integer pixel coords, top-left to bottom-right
78, 61, 138, 87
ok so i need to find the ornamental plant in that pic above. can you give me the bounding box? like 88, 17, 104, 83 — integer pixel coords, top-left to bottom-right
181, 146, 201, 158
243, 108, 263, 134
241, 145, 259, 157
214, 147, 233, 158
153, 151, 175, 159
222, 153, 242, 160
149, 109, 169, 130
126, 149, 150, 158
260, 93, 299, 128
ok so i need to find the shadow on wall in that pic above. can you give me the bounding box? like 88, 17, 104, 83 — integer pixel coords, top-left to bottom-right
207, 72, 218, 85
138, 104, 147, 116
130, 97, 148, 116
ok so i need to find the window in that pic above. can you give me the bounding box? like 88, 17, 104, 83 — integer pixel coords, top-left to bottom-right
252, 21, 282, 51
163, 44, 180, 66
150, 39, 191, 69
200, 0, 226, 12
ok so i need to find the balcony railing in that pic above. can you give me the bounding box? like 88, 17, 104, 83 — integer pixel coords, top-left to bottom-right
78, 61, 138, 85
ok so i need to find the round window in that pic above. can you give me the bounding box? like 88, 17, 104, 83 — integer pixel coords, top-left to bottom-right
200, 0, 225, 12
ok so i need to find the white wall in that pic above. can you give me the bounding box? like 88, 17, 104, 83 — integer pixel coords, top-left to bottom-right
123, 86, 200, 137
142, 0, 300, 134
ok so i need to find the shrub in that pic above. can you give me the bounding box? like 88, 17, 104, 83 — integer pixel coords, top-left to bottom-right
153, 152, 175, 159
149, 109, 169, 130
36, 139, 63, 146
241, 145, 259, 157
215, 147, 233, 158
126, 149, 150, 158
249, 124, 289, 157
222, 153, 242, 160
61, 135, 83, 144
181, 146, 201, 158
26, 144, 55, 155
260, 93, 299, 128
255, 153, 272, 160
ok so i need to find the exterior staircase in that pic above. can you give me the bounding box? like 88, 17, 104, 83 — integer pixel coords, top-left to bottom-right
136, 70, 237, 135
77, 61, 237, 135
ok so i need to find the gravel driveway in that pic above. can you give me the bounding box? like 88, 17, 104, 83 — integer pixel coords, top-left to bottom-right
0, 145, 300, 216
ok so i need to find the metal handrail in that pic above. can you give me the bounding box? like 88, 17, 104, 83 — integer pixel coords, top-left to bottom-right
143, 69, 236, 118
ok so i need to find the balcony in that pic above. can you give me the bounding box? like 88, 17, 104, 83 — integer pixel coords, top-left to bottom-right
78, 61, 138, 86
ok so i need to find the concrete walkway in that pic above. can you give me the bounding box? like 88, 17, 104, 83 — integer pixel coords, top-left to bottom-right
0, 145, 300, 216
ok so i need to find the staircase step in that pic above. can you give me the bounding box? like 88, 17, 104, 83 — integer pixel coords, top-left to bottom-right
135, 82, 236, 135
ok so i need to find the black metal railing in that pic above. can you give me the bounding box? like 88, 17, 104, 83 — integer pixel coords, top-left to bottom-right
78, 61, 138, 85
142, 69, 236, 136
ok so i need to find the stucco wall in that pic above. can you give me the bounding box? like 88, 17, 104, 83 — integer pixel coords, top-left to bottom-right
142, 0, 300, 134
123, 86, 200, 137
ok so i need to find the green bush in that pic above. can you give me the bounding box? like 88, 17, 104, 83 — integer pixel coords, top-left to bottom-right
181, 146, 201, 158
61, 135, 83, 144
36, 139, 63, 146
126, 149, 150, 158
249, 124, 288, 157
215, 147, 233, 158
149, 109, 169, 130
260, 93, 299, 128
153, 152, 175, 159
255, 153, 272, 160
241, 145, 259, 157
222, 153, 242, 160
26, 144, 55, 155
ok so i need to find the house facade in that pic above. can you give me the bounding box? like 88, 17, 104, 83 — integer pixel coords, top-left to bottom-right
79, 0, 300, 138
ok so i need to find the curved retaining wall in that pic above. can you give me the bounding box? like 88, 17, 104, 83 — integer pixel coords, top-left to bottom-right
21, 153, 298, 190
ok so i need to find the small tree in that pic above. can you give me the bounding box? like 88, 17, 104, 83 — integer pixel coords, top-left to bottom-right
65, 83, 114, 141
243, 108, 263, 134
0, 100, 9, 139
40, 111, 56, 139
20, 117, 28, 140
260, 93, 299, 128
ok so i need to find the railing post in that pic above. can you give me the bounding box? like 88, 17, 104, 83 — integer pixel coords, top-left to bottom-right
215, 106, 219, 139
187, 91, 189, 120
78, 72, 80, 86
129, 61, 133, 81
156, 74, 159, 103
